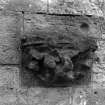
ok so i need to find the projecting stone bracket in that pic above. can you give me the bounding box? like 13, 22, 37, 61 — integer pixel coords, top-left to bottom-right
21, 36, 98, 87
21, 14, 101, 87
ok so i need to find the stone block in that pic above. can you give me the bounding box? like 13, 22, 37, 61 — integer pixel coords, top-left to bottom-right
27, 88, 70, 105
48, 0, 103, 16
86, 88, 105, 105
92, 73, 105, 83
0, 66, 20, 89
0, 11, 22, 64
24, 14, 101, 39
95, 40, 105, 67
0, 66, 20, 104
0, 0, 104, 17
72, 87, 105, 105
3, 0, 47, 12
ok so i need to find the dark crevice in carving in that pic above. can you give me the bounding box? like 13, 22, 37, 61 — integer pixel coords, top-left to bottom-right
80, 22, 89, 31
21, 35, 98, 87
94, 91, 98, 94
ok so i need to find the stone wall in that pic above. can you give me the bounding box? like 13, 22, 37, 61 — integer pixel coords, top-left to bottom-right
0, 0, 105, 105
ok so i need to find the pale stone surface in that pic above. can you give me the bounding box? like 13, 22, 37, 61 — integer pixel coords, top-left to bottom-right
89, 82, 105, 89
0, 66, 20, 104
27, 88, 70, 105
0, 65, 71, 105
92, 73, 105, 83
16, 88, 28, 105
0, 11, 21, 64
0, 66, 20, 89
86, 88, 105, 105
0, 94, 17, 104
3, 0, 47, 12
72, 87, 105, 105
15, 87, 71, 105
0, 0, 104, 16
48, 0, 103, 16
0, 0, 104, 105
92, 63, 105, 73
72, 88, 87, 105
92, 40, 105, 74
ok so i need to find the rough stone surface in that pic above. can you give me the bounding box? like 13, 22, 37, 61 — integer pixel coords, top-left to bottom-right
24, 14, 102, 39
0, 0, 104, 16
72, 87, 105, 105
0, 0, 104, 105
0, 11, 21, 64
0, 66, 19, 104
0, 66, 72, 105
0, 66, 20, 89
22, 14, 102, 88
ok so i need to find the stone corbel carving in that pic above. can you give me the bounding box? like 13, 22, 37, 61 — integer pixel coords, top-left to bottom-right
21, 33, 98, 87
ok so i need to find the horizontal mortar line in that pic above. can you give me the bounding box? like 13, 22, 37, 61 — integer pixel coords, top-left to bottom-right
0, 9, 99, 17
0, 64, 20, 66
16, 11, 92, 16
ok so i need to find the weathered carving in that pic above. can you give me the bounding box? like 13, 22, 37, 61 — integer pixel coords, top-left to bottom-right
20, 13, 102, 87
21, 32, 98, 87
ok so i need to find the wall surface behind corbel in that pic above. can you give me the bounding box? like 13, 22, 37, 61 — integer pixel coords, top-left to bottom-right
0, 0, 104, 105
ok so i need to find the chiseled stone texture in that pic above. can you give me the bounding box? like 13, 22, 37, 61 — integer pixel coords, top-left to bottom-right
16, 87, 72, 105
0, 0, 104, 105
27, 88, 70, 105
0, 66, 20, 90
0, 66, 19, 105
0, 11, 21, 64
72, 38, 105, 105
24, 13, 102, 39
0, 0, 104, 16
48, 0, 103, 16
0, 65, 72, 105
72, 87, 105, 105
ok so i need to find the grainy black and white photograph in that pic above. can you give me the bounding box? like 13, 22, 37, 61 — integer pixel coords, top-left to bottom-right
0, 0, 105, 105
